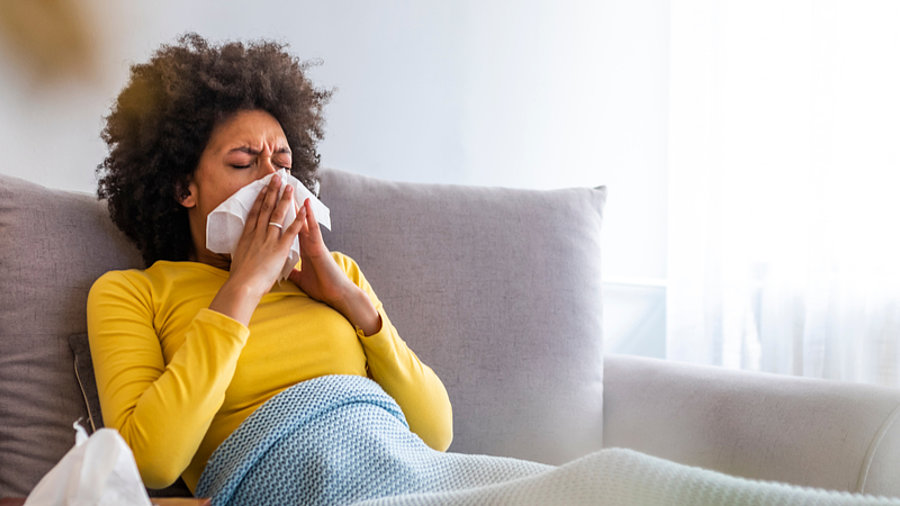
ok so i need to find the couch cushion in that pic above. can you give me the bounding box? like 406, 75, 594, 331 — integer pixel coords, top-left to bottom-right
0, 175, 143, 496
319, 169, 607, 464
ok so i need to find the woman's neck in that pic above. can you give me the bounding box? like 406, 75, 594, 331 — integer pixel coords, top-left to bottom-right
190, 247, 232, 271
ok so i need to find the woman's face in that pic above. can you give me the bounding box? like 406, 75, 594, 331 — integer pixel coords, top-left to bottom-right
180, 108, 292, 262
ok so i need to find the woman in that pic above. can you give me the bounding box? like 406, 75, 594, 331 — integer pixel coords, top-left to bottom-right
87, 34, 452, 494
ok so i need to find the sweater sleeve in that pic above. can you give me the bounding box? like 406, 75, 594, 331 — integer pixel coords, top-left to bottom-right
333, 252, 454, 451
86, 271, 249, 489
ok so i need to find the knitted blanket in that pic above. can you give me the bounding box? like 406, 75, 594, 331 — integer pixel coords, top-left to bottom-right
195, 375, 550, 505
196, 375, 900, 506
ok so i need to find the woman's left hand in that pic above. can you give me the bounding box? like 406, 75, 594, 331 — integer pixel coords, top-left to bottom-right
287, 199, 382, 335
287, 198, 353, 305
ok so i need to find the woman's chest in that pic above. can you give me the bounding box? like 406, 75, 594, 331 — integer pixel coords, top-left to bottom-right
154, 286, 368, 406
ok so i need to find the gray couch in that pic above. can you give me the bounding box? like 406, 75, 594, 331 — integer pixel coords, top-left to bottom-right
1, 168, 898, 499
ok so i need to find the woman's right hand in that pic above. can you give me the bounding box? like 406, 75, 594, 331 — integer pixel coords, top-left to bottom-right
209, 175, 304, 325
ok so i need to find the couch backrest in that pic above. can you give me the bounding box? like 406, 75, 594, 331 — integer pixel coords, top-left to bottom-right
0, 169, 606, 496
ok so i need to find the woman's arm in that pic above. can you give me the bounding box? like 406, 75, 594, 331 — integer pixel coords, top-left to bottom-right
210, 175, 307, 326
88, 176, 303, 488
87, 272, 250, 488
286, 200, 452, 450
287, 197, 381, 335
335, 253, 454, 452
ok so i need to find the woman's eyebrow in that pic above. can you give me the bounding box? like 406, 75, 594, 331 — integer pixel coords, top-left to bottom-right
227, 146, 292, 155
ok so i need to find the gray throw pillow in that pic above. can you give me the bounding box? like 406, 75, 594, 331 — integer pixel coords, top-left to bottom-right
68, 333, 104, 432
319, 169, 607, 464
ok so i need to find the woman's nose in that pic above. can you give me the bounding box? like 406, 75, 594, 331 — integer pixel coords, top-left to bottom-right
259, 157, 278, 176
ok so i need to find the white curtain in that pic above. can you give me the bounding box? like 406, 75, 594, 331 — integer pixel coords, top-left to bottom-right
667, 0, 900, 387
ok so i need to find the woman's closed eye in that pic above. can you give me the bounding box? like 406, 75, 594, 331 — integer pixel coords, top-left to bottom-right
225, 144, 291, 171
228, 160, 291, 170
226, 154, 254, 169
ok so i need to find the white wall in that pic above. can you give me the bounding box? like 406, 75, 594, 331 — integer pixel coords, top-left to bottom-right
0, 0, 669, 354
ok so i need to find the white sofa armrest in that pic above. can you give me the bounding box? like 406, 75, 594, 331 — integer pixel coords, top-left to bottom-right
603, 354, 900, 497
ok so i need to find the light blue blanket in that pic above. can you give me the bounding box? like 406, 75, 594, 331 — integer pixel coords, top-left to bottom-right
197, 375, 900, 506
195, 375, 550, 506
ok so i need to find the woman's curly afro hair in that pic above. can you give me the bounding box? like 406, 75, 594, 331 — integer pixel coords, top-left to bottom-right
97, 33, 331, 267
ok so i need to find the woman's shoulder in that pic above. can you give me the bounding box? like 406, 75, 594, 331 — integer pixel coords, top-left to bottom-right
87, 266, 155, 310
329, 250, 356, 270
330, 251, 370, 278
329, 251, 379, 294
90, 266, 149, 290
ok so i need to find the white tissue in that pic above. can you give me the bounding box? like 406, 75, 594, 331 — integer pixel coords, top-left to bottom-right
206, 169, 331, 280
24, 421, 152, 506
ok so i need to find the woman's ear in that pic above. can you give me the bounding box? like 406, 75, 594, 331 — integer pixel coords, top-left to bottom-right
177, 180, 197, 208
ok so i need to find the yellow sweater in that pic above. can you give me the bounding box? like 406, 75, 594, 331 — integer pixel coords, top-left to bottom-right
86, 252, 452, 492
